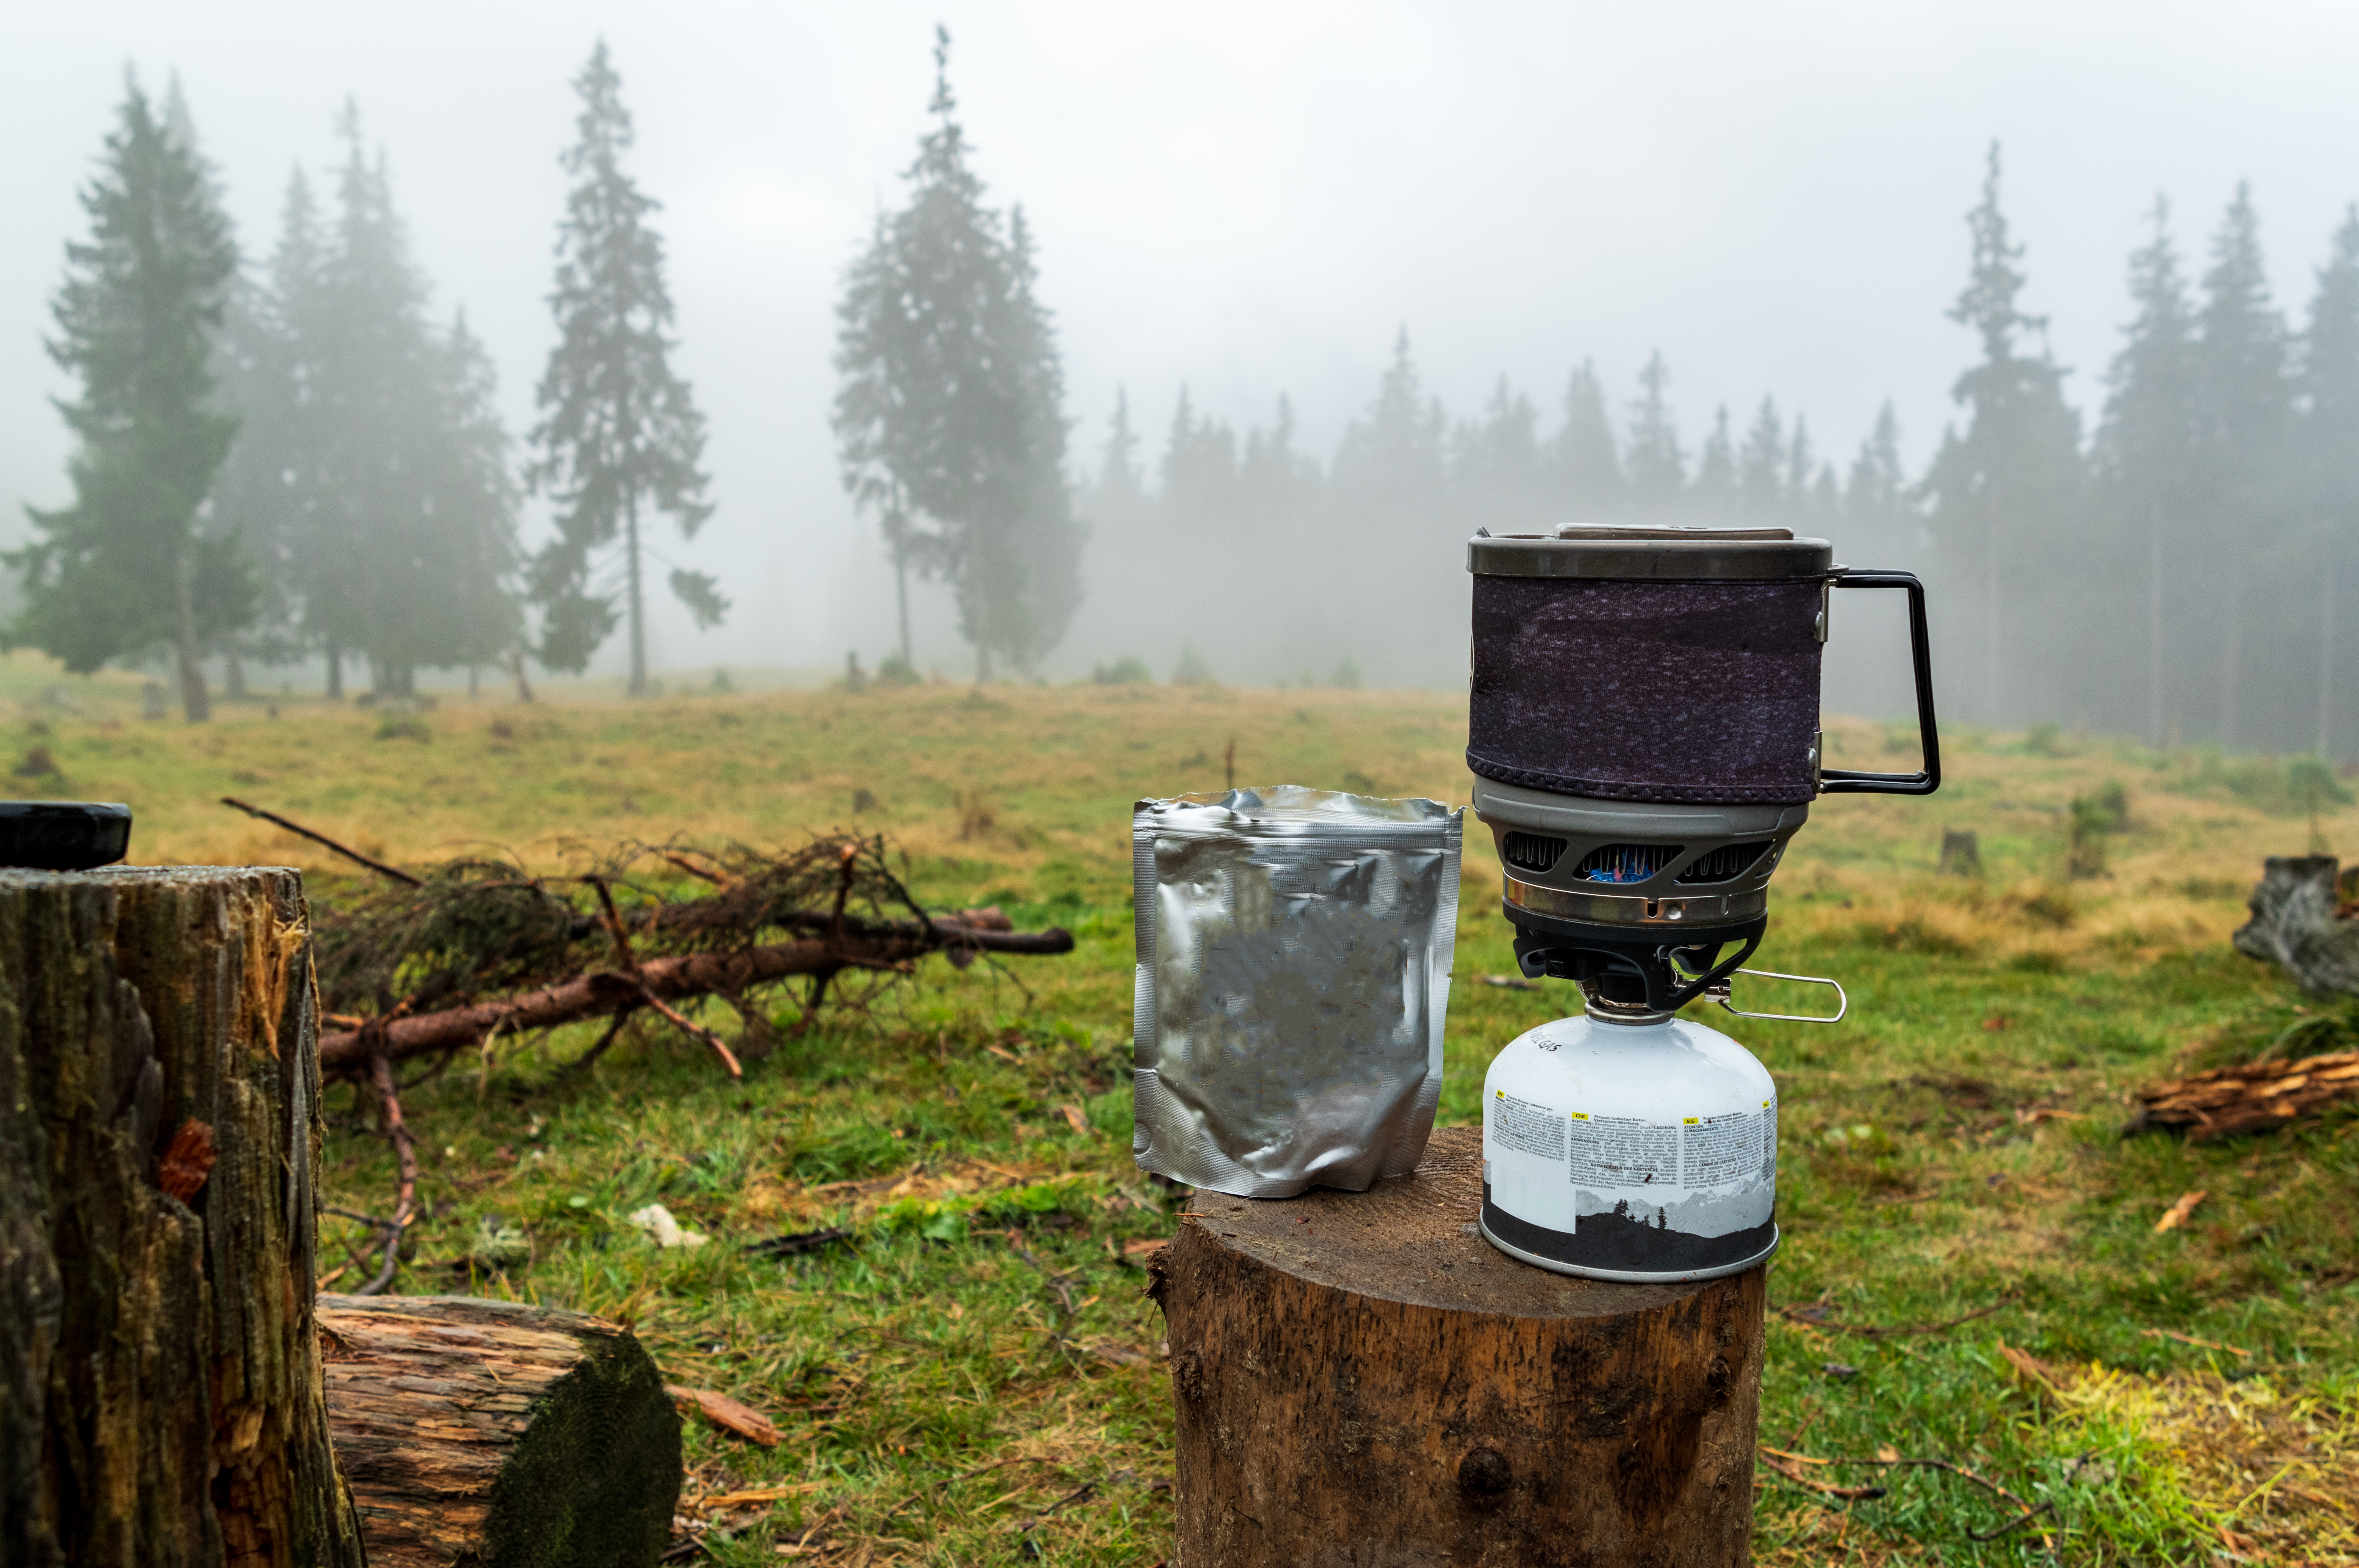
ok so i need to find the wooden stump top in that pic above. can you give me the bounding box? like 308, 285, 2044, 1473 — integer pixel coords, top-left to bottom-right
1186, 1125, 1712, 1318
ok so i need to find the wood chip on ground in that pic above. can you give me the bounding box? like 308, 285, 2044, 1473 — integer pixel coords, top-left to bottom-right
667, 1385, 783, 1446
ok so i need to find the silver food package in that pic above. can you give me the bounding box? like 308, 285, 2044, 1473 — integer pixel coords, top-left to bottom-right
1132, 786, 1464, 1198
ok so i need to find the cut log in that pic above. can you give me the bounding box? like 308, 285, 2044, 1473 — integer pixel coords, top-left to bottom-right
1149, 1125, 1765, 1567
317, 1294, 681, 1568
2232, 855, 2359, 997
0, 866, 365, 1568
2131, 1050, 2359, 1139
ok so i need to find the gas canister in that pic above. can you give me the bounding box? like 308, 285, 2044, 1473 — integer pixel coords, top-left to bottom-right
1480, 1005, 1778, 1283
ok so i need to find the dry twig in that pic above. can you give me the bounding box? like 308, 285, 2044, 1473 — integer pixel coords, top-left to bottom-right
1759, 1447, 2059, 1550
353, 1051, 419, 1296
220, 796, 423, 886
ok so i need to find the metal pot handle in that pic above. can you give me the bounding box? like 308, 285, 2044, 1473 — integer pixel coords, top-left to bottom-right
1818, 568, 1941, 796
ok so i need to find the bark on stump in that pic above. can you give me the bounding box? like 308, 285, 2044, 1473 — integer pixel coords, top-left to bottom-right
1151, 1126, 1765, 1568
0, 866, 364, 1568
2233, 855, 2359, 998
317, 1294, 682, 1568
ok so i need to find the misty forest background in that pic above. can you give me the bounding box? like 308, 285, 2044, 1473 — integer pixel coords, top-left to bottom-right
11, 36, 2359, 759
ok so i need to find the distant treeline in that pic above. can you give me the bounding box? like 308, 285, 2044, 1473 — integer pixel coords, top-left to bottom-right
1072, 148, 2357, 761
18, 51, 2355, 755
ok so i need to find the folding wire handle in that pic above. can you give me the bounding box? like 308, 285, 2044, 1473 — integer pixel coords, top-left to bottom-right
1818, 568, 1941, 796
1707, 967, 1848, 1024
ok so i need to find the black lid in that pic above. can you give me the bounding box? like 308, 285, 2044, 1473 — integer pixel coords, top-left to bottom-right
0, 801, 132, 871
1467, 524, 1836, 581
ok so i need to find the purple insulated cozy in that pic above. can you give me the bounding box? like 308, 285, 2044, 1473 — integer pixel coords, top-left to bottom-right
1468, 576, 1824, 804
1464, 528, 1837, 807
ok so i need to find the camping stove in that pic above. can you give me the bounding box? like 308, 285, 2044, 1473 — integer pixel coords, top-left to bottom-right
1469, 524, 1940, 1281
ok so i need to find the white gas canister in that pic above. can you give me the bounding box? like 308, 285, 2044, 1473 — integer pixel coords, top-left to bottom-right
1479, 1011, 1778, 1282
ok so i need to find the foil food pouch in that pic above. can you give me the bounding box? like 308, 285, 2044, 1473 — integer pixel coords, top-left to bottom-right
1132, 786, 1463, 1198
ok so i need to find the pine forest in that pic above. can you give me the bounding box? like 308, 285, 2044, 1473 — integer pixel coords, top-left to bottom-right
12, 60, 2357, 762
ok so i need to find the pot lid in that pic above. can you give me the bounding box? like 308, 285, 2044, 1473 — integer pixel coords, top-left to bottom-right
1467, 524, 1835, 581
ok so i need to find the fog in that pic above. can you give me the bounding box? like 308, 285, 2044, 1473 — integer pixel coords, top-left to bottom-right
7, 2, 2359, 747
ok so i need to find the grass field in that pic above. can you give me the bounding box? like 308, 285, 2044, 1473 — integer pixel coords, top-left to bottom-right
8, 650, 2359, 1564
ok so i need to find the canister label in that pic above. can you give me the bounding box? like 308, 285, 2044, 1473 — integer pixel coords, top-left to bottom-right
1491, 1091, 1566, 1160
1484, 1096, 1777, 1276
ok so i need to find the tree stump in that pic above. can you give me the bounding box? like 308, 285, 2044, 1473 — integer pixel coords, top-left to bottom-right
2233, 856, 2359, 997
0, 866, 364, 1568
317, 1294, 682, 1568
1938, 828, 1981, 876
1150, 1126, 1765, 1568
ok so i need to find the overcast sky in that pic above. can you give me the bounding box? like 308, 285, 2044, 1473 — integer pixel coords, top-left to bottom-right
8, 1, 2359, 679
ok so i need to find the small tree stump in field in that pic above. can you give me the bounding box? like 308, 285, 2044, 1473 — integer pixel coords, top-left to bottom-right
1150, 1126, 1765, 1568
2233, 855, 2359, 997
0, 866, 365, 1568
1938, 828, 1982, 876
317, 1294, 682, 1568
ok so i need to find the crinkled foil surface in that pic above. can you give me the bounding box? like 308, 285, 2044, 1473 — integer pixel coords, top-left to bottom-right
1133, 786, 1463, 1198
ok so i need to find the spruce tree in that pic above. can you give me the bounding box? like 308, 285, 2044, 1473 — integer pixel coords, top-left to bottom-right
164, 79, 268, 698
8, 75, 250, 720
1161, 387, 1239, 525
1805, 461, 1841, 527
2189, 182, 2294, 748
1077, 385, 1154, 621
834, 29, 1081, 680
1690, 405, 1737, 517
424, 311, 524, 673
1919, 143, 2084, 724
1332, 328, 1448, 507
1785, 416, 1817, 518
2093, 197, 2199, 744
2297, 206, 2359, 759
1239, 395, 1319, 526
1738, 397, 1786, 519
1454, 376, 1547, 530
1552, 359, 1623, 518
1325, 330, 1450, 681
530, 41, 718, 691
1842, 400, 1913, 565
208, 169, 319, 678
1095, 387, 1145, 506
983, 205, 1083, 671
1844, 401, 1907, 521
1623, 352, 1685, 517
293, 108, 519, 698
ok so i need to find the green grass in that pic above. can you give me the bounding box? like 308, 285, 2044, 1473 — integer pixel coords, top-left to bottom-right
7, 652, 2356, 1563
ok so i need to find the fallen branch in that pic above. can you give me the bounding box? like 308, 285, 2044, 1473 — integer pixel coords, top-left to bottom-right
316, 927, 1070, 1074
1758, 1447, 2057, 1549
354, 1053, 419, 1295
1758, 1448, 1886, 1501
221, 796, 423, 887
592, 875, 744, 1078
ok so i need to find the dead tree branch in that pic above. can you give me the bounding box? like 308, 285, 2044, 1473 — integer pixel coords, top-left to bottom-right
315, 927, 1069, 1074
221, 797, 424, 887
355, 1051, 419, 1296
